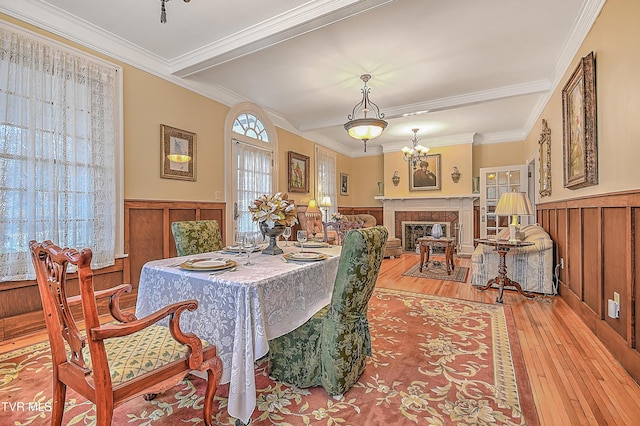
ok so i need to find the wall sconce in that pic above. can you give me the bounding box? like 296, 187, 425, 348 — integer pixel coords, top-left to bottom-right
392, 170, 400, 186
451, 166, 461, 183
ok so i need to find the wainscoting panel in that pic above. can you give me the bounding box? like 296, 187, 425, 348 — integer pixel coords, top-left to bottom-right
582, 207, 601, 315
567, 208, 583, 299
538, 191, 640, 383
602, 207, 628, 338
124, 200, 226, 286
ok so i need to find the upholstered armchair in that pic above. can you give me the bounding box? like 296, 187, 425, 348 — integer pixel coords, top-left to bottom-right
268, 226, 388, 397
29, 240, 223, 426
171, 220, 223, 256
471, 224, 555, 294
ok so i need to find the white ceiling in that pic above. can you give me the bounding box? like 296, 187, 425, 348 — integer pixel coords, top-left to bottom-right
0, 0, 605, 157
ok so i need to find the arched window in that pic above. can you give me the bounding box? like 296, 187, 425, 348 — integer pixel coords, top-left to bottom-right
225, 103, 278, 240
232, 113, 269, 142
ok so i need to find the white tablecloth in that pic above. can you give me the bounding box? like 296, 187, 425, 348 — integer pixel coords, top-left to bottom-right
135, 243, 341, 424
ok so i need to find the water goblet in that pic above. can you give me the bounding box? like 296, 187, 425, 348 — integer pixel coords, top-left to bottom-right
244, 235, 255, 266
296, 230, 307, 253
234, 232, 245, 257
282, 227, 292, 246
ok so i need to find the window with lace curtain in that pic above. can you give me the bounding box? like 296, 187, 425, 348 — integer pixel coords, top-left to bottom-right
0, 24, 122, 281
316, 147, 337, 221
235, 140, 273, 238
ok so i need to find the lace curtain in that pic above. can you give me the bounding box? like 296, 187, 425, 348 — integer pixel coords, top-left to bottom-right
316, 147, 337, 220
0, 26, 118, 281
236, 140, 273, 239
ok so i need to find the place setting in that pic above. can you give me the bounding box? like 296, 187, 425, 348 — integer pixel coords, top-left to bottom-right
177, 257, 237, 273
282, 230, 329, 263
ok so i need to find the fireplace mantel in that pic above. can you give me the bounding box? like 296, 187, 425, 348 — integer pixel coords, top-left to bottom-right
376, 195, 478, 254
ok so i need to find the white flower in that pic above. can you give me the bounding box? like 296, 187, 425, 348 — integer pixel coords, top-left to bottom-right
249, 193, 298, 227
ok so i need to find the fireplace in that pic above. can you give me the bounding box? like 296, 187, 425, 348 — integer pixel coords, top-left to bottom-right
402, 221, 450, 252
376, 196, 476, 255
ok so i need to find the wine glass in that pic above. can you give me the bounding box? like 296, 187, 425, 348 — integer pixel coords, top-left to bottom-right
234, 232, 245, 257
282, 227, 292, 246
244, 234, 255, 266
296, 230, 307, 253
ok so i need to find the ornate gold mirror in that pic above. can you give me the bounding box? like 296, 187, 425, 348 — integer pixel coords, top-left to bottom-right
538, 119, 551, 197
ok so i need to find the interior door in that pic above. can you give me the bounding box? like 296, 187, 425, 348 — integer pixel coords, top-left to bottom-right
479, 164, 529, 238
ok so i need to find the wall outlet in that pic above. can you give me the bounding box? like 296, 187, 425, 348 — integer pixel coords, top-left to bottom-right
614, 292, 620, 305
559, 258, 564, 269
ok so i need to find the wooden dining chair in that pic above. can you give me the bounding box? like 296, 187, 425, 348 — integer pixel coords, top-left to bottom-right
268, 226, 388, 397
29, 240, 223, 426
171, 219, 224, 256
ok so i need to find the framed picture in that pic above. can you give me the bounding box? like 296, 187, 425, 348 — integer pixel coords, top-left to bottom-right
562, 51, 597, 190
409, 154, 441, 191
340, 173, 349, 195
287, 151, 309, 193
161, 124, 196, 181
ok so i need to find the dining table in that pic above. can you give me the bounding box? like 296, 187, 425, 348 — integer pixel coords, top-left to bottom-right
135, 241, 341, 424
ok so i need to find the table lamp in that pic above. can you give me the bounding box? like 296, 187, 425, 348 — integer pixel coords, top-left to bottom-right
305, 199, 321, 239
494, 191, 533, 242
318, 196, 332, 222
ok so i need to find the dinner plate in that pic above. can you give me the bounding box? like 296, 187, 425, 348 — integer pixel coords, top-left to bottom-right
222, 245, 262, 253
293, 241, 329, 248
283, 251, 328, 262
179, 258, 237, 271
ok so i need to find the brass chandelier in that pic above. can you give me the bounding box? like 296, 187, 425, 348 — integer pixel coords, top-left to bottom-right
344, 74, 387, 152
401, 128, 429, 169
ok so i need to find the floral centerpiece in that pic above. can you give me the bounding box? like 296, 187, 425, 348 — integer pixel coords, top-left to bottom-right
249, 192, 298, 227
331, 212, 344, 222
249, 192, 298, 255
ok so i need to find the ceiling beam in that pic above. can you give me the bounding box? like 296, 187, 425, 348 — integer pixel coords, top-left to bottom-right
170, 0, 394, 77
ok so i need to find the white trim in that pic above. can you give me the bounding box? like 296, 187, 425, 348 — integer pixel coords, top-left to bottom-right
224, 102, 279, 241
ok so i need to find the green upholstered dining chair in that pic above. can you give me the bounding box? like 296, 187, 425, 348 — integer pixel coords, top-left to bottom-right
268, 225, 388, 397
171, 220, 223, 256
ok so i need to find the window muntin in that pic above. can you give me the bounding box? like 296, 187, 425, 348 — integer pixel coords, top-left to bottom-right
233, 113, 269, 142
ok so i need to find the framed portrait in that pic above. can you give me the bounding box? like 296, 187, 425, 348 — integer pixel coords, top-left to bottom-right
409, 154, 441, 191
161, 124, 196, 181
287, 151, 309, 193
562, 51, 597, 190
340, 173, 349, 195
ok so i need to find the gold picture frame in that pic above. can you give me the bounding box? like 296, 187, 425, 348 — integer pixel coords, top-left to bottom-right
160, 124, 196, 181
340, 173, 349, 195
538, 119, 551, 197
562, 51, 597, 190
287, 151, 309, 193
409, 154, 441, 191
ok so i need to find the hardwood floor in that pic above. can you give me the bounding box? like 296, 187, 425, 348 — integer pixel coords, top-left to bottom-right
376, 254, 640, 426
2, 253, 640, 425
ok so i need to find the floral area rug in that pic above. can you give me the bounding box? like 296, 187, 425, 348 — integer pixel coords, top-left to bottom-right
402, 262, 470, 283
0, 288, 537, 425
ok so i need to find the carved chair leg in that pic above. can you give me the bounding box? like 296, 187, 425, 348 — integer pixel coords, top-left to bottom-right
203, 359, 223, 426
51, 379, 67, 426
143, 393, 158, 401
95, 399, 115, 426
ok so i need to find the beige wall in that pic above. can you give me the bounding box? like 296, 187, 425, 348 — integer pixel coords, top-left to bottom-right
383, 143, 474, 197
524, 0, 640, 202
472, 141, 527, 177
340, 155, 385, 207
124, 67, 229, 201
